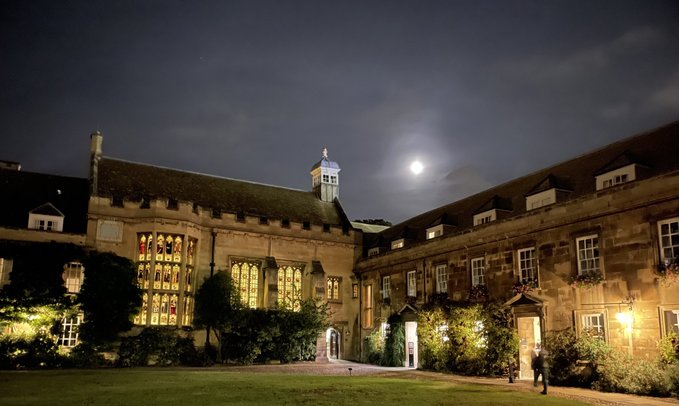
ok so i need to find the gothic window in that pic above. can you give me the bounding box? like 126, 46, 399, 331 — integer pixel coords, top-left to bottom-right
363, 284, 373, 327
327, 276, 341, 301
278, 265, 303, 310
134, 293, 148, 325
63, 262, 84, 293
232, 260, 260, 308
182, 296, 192, 326
135, 233, 195, 327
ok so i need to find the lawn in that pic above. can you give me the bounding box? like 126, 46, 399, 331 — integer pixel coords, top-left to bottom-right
0, 369, 589, 406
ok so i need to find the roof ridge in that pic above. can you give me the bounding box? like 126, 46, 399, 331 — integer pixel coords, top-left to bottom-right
102, 156, 310, 194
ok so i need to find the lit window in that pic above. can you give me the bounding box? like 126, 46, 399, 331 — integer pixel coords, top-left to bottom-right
471, 257, 485, 286
435, 264, 447, 293
58, 315, 82, 347
426, 225, 443, 240
407, 270, 416, 297
134, 233, 195, 326
352, 283, 358, 299
391, 239, 404, 250
63, 262, 84, 293
582, 313, 606, 340
518, 248, 538, 285
576, 235, 600, 275
0, 258, 12, 288
663, 310, 679, 335
364, 284, 373, 327
327, 276, 341, 301
659, 218, 679, 264
232, 259, 260, 309
278, 265, 303, 310
382, 275, 391, 299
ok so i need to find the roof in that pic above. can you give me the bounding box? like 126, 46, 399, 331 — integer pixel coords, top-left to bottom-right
0, 170, 89, 233
377, 119, 679, 243
30, 202, 65, 217
96, 157, 346, 226
311, 157, 341, 171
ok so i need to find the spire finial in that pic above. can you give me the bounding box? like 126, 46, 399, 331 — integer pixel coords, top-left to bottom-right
322, 147, 328, 159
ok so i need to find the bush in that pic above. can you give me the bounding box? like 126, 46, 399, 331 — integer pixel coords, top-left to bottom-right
381, 314, 405, 367
659, 333, 679, 365
66, 343, 108, 368
117, 327, 197, 367
0, 332, 64, 369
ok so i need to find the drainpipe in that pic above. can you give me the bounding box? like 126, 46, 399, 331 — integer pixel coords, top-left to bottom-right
422, 259, 427, 303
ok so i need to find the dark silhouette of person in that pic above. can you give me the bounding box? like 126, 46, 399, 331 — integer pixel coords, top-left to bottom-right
532, 344, 549, 394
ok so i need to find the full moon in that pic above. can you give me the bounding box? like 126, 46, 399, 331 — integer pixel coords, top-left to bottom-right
410, 160, 424, 175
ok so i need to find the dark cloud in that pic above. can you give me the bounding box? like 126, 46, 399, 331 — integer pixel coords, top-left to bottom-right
2, 0, 678, 223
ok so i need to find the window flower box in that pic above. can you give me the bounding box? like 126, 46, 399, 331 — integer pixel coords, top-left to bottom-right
569, 270, 604, 288
657, 258, 679, 285
511, 278, 537, 295
468, 284, 488, 301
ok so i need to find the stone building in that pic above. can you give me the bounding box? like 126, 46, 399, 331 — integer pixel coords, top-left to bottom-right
85, 133, 363, 360
355, 120, 679, 375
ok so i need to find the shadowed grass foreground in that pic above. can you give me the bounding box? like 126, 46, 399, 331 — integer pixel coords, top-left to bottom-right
0, 369, 589, 406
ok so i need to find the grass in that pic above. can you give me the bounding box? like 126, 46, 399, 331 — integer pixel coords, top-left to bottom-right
0, 369, 589, 406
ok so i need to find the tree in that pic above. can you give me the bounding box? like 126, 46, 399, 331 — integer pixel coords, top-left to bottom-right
78, 252, 142, 345
193, 271, 242, 362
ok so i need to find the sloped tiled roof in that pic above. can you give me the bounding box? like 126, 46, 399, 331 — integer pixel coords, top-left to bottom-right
30, 202, 64, 217
525, 174, 572, 196
378, 120, 679, 243
474, 195, 513, 214
0, 170, 89, 233
311, 156, 341, 171
97, 158, 346, 226
594, 150, 649, 175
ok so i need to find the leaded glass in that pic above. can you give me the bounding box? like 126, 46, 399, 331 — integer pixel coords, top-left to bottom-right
151, 293, 160, 325
232, 260, 260, 308
278, 265, 303, 310
156, 235, 164, 261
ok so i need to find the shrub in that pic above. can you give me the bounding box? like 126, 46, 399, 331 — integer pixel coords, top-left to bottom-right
381, 313, 405, 367
659, 333, 679, 365
117, 327, 197, 367
66, 343, 108, 368
0, 332, 64, 369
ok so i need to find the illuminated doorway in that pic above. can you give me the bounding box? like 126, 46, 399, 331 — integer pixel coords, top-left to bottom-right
326, 328, 340, 359
517, 316, 541, 380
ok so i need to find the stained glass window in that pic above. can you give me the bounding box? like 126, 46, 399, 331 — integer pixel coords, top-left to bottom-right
327, 276, 341, 301
278, 265, 303, 310
232, 260, 260, 308
135, 233, 196, 327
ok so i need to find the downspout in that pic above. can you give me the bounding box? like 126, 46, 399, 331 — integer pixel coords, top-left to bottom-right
422, 259, 427, 303
206, 230, 217, 349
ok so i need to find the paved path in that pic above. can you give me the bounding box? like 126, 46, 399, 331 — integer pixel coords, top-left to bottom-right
220, 359, 679, 406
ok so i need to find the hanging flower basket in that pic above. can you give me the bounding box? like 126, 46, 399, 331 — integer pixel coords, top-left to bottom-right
512, 278, 537, 295
569, 270, 604, 288
656, 259, 679, 285
468, 284, 488, 301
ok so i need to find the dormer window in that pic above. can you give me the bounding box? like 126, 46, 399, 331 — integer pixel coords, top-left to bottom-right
596, 164, 636, 190
391, 239, 404, 250
526, 189, 556, 211
473, 210, 496, 226
28, 203, 64, 232
426, 224, 444, 240
368, 247, 381, 257
167, 198, 179, 210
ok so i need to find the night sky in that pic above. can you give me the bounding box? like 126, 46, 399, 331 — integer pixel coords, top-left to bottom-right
2, 1, 678, 224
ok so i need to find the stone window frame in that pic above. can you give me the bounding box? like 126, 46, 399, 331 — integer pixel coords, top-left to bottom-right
471, 257, 485, 286
576, 234, 601, 275
658, 217, 679, 264
517, 247, 539, 285
407, 270, 417, 297
435, 264, 447, 293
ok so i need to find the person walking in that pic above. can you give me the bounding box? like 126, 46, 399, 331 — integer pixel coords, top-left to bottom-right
534, 345, 549, 394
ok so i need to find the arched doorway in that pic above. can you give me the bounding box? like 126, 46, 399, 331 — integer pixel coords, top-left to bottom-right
326, 328, 340, 359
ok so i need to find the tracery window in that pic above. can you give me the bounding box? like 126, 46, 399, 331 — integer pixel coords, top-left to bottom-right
232, 259, 260, 308
135, 233, 196, 326
327, 276, 341, 301
278, 265, 303, 310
